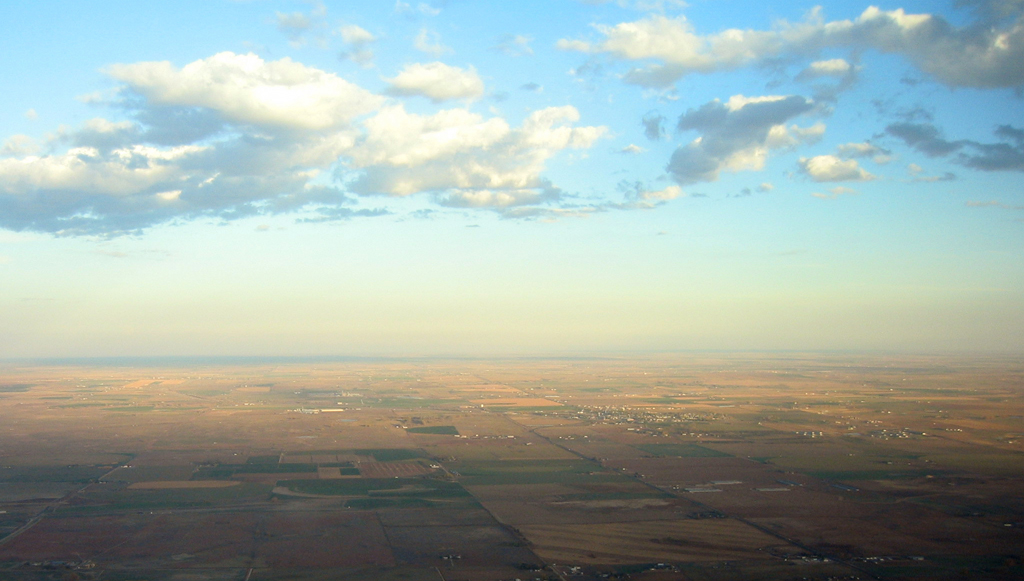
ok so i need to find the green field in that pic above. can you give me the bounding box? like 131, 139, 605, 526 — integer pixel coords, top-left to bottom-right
634, 444, 733, 457
279, 478, 471, 499
0, 465, 110, 483
193, 463, 318, 479
66, 482, 273, 513
406, 425, 459, 435
805, 469, 946, 481
246, 455, 281, 464
355, 448, 425, 462
0, 384, 33, 393
453, 459, 626, 485
344, 497, 436, 509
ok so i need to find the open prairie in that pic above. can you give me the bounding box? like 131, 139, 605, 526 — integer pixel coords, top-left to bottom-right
0, 355, 1022, 580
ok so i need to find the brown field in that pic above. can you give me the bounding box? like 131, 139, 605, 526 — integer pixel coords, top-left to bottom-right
471, 397, 564, 407
128, 480, 240, 489
1, 354, 1023, 580
520, 518, 782, 564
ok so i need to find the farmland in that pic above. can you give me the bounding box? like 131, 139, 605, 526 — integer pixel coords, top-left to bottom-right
0, 354, 1022, 580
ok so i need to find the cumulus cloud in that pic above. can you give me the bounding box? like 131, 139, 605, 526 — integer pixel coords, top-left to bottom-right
56, 118, 140, 151
437, 187, 560, 209
795, 58, 861, 100
493, 34, 534, 56
338, 24, 377, 67
340, 24, 375, 45
384, 62, 485, 102
576, 0, 687, 8
559, 6, 1024, 88
619, 144, 646, 154
346, 104, 606, 198
642, 111, 667, 140
0, 53, 607, 235
274, 2, 328, 48
634, 184, 682, 201
607, 180, 684, 210
276, 11, 312, 41
414, 29, 452, 56
736, 182, 776, 197
836, 141, 891, 163
2, 135, 39, 157
885, 122, 965, 157
393, 1, 441, 17
666, 94, 821, 184
887, 122, 1024, 172
798, 58, 853, 79
106, 52, 384, 130
799, 155, 876, 182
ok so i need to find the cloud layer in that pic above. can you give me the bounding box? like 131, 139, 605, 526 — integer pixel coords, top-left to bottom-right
0, 53, 606, 235
559, 6, 1024, 88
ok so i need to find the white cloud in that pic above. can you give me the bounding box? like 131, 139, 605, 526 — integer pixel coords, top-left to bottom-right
612, 180, 684, 209
274, 3, 328, 48
802, 59, 852, 78
638, 185, 682, 200
338, 24, 377, 67
0, 144, 203, 198
276, 12, 311, 35
837, 141, 880, 157
418, 3, 441, 16
559, 7, 1024, 88
155, 189, 182, 202
556, 39, 594, 52
799, 155, 876, 182
837, 141, 891, 164
384, 62, 485, 102
438, 189, 554, 208
494, 34, 534, 57
667, 94, 820, 184
619, 144, 646, 154
340, 24, 375, 45
414, 29, 452, 56
105, 52, 384, 130
347, 104, 606, 197
2, 135, 38, 157
396, 2, 441, 16
24, 109, 38, 121
0, 53, 611, 234
812, 185, 858, 199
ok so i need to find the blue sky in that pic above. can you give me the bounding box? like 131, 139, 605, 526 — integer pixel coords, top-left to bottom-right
1, 0, 1022, 357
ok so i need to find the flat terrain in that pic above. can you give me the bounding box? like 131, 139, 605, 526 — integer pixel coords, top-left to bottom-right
0, 354, 1022, 580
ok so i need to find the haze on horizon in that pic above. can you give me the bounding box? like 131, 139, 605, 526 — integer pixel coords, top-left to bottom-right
1, 0, 1022, 359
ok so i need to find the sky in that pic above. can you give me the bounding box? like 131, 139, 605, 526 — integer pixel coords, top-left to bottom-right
0, 0, 1022, 358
